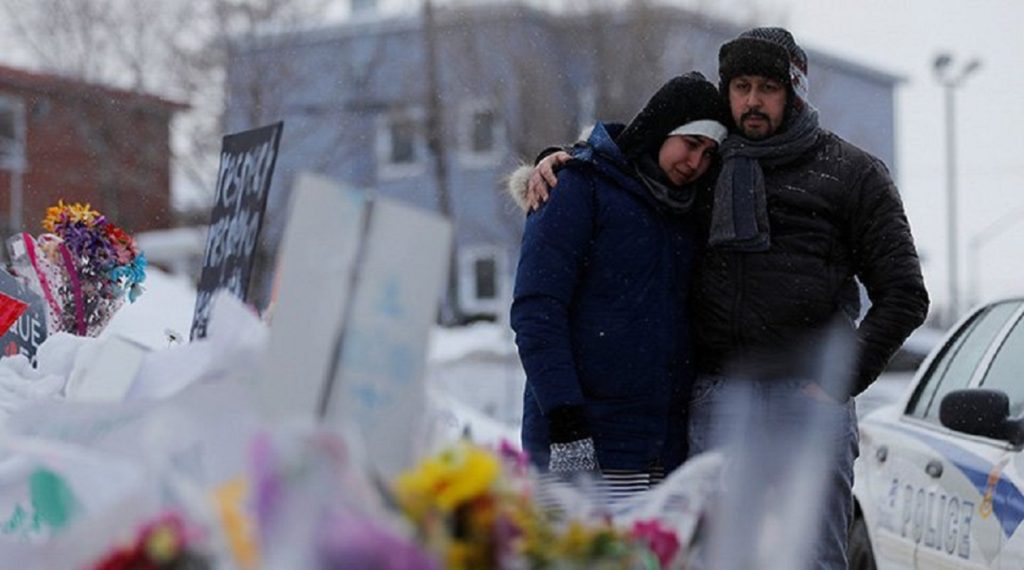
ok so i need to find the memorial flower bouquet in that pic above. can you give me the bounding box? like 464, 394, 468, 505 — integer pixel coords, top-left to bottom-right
88, 511, 210, 570
249, 429, 438, 569
15, 201, 146, 336
392, 441, 686, 569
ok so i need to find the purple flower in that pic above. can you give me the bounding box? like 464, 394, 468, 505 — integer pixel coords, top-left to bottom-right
316, 511, 439, 570
250, 433, 281, 536
497, 439, 529, 475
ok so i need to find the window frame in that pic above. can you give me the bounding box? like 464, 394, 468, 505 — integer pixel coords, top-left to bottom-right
375, 107, 425, 180
976, 308, 1024, 417
456, 244, 507, 318
0, 94, 27, 172
905, 301, 1024, 421
350, 0, 377, 16
456, 99, 503, 168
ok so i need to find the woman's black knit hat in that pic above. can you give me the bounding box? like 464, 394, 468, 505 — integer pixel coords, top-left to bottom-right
615, 72, 728, 162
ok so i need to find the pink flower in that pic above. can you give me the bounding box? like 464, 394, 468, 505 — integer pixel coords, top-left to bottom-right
497, 439, 529, 475
630, 519, 680, 568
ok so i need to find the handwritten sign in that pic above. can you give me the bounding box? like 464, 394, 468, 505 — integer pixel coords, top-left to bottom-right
324, 196, 452, 478
258, 173, 366, 420
0, 269, 47, 364
191, 122, 283, 340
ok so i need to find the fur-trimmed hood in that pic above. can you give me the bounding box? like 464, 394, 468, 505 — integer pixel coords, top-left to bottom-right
504, 124, 596, 213
505, 123, 636, 214
505, 163, 533, 213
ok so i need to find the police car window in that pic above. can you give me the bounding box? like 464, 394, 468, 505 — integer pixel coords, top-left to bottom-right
979, 314, 1024, 417
908, 301, 1022, 421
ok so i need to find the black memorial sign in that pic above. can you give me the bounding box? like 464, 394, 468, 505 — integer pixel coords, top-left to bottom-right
190, 122, 283, 340
0, 270, 48, 364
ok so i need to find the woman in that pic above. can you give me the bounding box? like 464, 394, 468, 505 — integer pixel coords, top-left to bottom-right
509, 73, 727, 498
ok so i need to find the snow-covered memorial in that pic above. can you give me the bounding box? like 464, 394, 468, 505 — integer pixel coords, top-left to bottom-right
0, 124, 847, 569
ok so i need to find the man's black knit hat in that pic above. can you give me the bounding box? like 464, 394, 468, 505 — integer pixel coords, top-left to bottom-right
718, 27, 809, 104
615, 71, 727, 162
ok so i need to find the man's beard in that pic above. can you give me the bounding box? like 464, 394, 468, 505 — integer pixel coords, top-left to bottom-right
740, 110, 773, 140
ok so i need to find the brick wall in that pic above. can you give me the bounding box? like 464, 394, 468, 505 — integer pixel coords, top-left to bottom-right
0, 74, 179, 236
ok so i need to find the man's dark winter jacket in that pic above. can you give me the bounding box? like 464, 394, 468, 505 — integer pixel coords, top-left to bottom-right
692, 128, 929, 397
511, 123, 697, 471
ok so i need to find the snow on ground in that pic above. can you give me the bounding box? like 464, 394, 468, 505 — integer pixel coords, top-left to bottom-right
83, 267, 926, 436
92, 270, 526, 437
426, 322, 525, 428
427, 321, 518, 364
102, 268, 197, 350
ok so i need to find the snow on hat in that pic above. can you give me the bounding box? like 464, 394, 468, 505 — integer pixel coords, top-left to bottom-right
719, 27, 810, 104
616, 71, 728, 161
667, 119, 727, 146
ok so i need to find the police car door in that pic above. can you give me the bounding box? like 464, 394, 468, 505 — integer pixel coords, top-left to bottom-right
963, 303, 1024, 570
876, 301, 1021, 569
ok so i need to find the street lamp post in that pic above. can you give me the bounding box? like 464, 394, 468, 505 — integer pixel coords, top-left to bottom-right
933, 54, 981, 325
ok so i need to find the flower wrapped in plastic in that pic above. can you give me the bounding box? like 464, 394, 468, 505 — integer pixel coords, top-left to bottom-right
392, 441, 688, 569
13, 201, 146, 337
88, 511, 211, 570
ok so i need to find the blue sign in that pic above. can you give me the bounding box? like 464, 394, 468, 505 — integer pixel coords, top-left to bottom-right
0, 270, 48, 365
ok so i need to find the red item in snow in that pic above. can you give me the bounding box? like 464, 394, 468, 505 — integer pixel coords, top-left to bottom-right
0, 292, 28, 336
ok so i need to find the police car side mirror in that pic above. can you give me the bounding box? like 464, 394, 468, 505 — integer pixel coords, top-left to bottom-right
939, 389, 1024, 446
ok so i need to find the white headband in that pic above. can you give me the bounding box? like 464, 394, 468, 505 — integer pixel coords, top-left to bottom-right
667, 119, 728, 145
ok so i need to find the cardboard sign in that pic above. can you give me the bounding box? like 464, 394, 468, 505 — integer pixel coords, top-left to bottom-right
324, 196, 452, 478
258, 173, 366, 420
191, 122, 284, 340
0, 269, 48, 364
256, 172, 451, 477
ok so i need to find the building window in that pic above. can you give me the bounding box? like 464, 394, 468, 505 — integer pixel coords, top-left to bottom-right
458, 245, 507, 318
473, 256, 497, 300
470, 108, 496, 154
389, 117, 416, 164
458, 100, 503, 168
351, 0, 376, 16
376, 108, 424, 179
0, 95, 26, 172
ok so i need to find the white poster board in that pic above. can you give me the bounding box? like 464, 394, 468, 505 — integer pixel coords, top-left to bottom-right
65, 335, 149, 402
324, 197, 452, 479
257, 174, 366, 420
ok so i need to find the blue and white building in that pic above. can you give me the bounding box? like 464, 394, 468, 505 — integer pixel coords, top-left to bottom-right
225, 3, 901, 322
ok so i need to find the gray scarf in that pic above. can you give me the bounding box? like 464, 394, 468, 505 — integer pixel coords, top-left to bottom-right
634, 153, 695, 216
710, 106, 821, 251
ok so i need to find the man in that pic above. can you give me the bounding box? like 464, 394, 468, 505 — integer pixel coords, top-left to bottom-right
513, 27, 929, 569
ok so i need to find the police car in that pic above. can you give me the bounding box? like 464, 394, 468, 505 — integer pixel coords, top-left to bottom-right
852, 298, 1024, 569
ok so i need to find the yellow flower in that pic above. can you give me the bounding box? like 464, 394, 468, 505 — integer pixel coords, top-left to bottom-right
558, 521, 595, 558
545, 520, 631, 563
446, 540, 484, 570
517, 506, 557, 564
211, 477, 260, 569
394, 443, 500, 519
144, 524, 179, 562
42, 200, 101, 232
